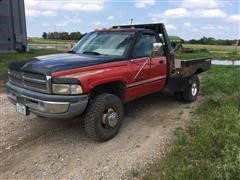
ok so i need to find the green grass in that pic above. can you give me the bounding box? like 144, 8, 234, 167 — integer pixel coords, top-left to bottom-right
28, 38, 77, 44
0, 49, 62, 75
143, 66, 240, 179
210, 51, 240, 60
181, 44, 240, 60
175, 50, 211, 60
175, 49, 240, 60
184, 44, 240, 52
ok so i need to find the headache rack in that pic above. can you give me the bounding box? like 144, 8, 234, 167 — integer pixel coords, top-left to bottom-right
112, 23, 166, 34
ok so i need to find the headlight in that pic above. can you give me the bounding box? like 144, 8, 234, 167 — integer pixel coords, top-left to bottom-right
52, 84, 83, 95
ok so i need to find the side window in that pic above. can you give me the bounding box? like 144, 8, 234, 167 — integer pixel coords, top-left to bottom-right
132, 34, 157, 58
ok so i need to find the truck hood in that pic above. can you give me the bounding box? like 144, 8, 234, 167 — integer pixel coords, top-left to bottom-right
9, 53, 124, 75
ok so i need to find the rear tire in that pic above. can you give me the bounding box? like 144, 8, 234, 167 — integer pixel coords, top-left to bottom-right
175, 75, 200, 102
84, 93, 123, 141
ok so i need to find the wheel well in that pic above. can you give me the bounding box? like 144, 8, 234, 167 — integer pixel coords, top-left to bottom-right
194, 68, 203, 75
90, 81, 126, 100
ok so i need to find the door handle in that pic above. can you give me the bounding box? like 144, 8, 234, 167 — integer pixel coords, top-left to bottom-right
159, 60, 164, 64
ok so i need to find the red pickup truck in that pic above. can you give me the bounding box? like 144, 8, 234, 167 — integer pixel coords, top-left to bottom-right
7, 23, 211, 141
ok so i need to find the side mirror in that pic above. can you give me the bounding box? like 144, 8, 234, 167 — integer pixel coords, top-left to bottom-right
151, 43, 163, 58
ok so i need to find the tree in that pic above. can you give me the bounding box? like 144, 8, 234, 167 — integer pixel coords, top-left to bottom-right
69, 32, 82, 40
59, 32, 69, 40
42, 32, 47, 39
186, 37, 236, 45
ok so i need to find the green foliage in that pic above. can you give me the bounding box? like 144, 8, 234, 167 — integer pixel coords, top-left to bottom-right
187, 37, 238, 46
144, 66, 240, 180
41, 31, 86, 41
69, 32, 85, 40
0, 49, 62, 75
169, 36, 182, 42
42, 32, 47, 39
169, 36, 184, 49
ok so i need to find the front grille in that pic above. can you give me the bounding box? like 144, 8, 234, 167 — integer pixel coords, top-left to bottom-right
8, 70, 50, 93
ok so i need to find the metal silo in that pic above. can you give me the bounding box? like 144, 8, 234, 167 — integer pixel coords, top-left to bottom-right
0, 0, 27, 53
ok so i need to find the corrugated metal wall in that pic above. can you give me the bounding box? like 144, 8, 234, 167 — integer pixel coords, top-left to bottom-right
0, 0, 27, 53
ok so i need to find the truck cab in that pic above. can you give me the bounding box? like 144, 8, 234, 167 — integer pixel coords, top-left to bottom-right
6, 23, 211, 141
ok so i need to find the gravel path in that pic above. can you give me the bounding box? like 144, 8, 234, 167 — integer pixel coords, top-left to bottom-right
0, 90, 199, 179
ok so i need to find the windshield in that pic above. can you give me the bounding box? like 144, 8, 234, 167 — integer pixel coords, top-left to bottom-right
72, 31, 135, 56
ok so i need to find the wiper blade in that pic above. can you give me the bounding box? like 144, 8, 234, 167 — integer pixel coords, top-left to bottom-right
68, 50, 76, 54
82, 51, 101, 55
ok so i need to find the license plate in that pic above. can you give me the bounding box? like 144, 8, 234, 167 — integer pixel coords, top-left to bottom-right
16, 103, 29, 116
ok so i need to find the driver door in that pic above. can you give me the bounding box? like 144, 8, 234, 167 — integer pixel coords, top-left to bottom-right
126, 33, 158, 100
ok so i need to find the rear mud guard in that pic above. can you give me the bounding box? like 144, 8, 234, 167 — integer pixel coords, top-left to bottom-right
165, 77, 192, 92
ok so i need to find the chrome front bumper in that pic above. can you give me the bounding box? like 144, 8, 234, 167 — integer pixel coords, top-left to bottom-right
6, 82, 89, 119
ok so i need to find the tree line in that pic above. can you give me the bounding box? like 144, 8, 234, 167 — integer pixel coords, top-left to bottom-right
42, 32, 86, 40
186, 37, 238, 45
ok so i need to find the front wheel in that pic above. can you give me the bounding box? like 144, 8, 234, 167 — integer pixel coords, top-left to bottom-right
175, 75, 200, 102
84, 93, 123, 141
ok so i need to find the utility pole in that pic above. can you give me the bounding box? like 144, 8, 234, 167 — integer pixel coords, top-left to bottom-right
54, 25, 57, 50
235, 39, 239, 52
130, 18, 133, 25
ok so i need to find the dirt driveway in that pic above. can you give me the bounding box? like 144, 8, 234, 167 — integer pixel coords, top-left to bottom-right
0, 90, 199, 179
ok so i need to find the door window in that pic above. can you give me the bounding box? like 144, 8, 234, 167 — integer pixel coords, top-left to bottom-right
132, 34, 157, 58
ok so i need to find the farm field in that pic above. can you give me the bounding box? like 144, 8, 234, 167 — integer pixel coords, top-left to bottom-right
184, 44, 239, 51
28, 38, 77, 45
181, 44, 240, 60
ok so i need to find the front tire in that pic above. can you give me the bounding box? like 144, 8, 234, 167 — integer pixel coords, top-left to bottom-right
84, 93, 123, 141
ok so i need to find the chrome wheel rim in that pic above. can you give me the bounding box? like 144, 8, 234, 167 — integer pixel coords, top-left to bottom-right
191, 82, 198, 96
102, 108, 119, 128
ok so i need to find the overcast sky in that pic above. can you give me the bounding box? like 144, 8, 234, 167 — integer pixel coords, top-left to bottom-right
25, 0, 240, 40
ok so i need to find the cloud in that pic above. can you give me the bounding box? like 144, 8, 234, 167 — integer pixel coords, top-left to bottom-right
196, 9, 227, 18
43, 11, 58, 17
165, 24, 177, 30
181, 0, 219, 9
183, 23, 228, 33
183, 22, 192, 28
41, 23, 51, 27
25, 0, 104, 17
26, 10, 57, 17
183, 22, 200, 32
107, 16, 115, 20
201, 24, 226, 30
134, 0, 155, 8
55, 16, 82, 27
64, 2, 104, 12
164, 8, 189, 18
90, 21, 102, 26
227, 14, 240, 22
149, 8, 227, 21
